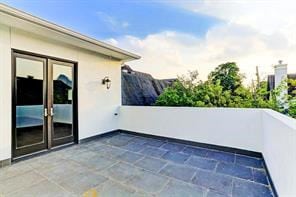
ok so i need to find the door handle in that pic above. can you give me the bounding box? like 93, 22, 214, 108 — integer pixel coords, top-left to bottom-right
44, 108, 48, 117
50, 107, 54, 116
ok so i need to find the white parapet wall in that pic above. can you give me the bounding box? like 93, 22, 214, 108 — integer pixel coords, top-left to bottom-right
119, 106, 264, 152
262, 109, 296, 196
119, 106, 296, 196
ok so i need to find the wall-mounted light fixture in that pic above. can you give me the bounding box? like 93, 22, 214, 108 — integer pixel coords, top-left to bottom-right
102, 76, 111, 89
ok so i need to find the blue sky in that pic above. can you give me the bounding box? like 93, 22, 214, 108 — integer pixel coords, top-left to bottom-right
1, 0, 220, 39
2, 1, 296, 82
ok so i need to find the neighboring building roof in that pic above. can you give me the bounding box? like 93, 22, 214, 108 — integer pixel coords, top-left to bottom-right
0, 3, 140, 61
121, 65, 176, 106
122, 65, 136, 74
267, 74, 296, 92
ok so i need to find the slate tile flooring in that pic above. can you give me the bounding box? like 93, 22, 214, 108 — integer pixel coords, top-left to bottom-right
0, 132, 275, 197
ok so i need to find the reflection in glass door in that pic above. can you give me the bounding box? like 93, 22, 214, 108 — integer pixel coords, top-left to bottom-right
12, 52, 76, 158
50, 60, 74, 147
13, 53, 47, 157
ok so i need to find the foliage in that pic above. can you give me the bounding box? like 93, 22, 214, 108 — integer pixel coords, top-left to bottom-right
208, 62, 243, 92
287, 79, 296, 118
155, 62, 296, 118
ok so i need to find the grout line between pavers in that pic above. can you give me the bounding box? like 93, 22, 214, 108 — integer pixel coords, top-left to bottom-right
82, 134, 273, 195
32, 167, 77, 196
154, 177, 171, 195
76, 135, 273, 192
230, 177, 234, 197
2, 171, 46, 196
5, 133, 272, 197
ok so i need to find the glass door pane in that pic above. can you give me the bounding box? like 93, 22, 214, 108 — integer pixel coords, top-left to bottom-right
14, 54, 47, 157
51, 61, 74, 146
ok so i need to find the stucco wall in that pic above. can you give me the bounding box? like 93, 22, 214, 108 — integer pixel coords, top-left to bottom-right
0, 24, 122, 160
0, 24, 12, 161
262, 109, 296, 196
119, 106, 264, 152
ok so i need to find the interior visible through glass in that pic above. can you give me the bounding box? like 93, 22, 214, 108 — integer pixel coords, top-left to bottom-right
16, 57, 44, 148
52, 63, 73, 140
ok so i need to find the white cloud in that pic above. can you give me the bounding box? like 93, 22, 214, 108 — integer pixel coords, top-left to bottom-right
96, 11, 129, 30
107, 1, 296, 84
173, 0, 296, 34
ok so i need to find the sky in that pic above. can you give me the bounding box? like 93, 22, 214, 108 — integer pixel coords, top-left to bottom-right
2, 0, 296, 84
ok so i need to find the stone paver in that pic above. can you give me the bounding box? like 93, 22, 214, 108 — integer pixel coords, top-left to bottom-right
232, 178, 273, 197
140, 146, 167, 158
206, 150, 235, 163
235, 154, 263, 168
101, 162, 141, 182
0, 171, 45, 195
95, 180, 137, 197
160, 163, 196, 182
253, 169, 269, 185
58, 170, 107, 195
186, 155, 218, 170
35, 160, 89, 183
6, 180, 72, 197
216, 162, 253, 181
162, 151, 190, 164
117, 151, 144, 163
126, 170, 169, 193
0, 162, 33, 182
107, 134, 135, 147
157, 179, 204, 197
161, 142, 186, 152
182, 146, 208, 157
135, 157, 167, 173
0, 132, 274, 196
130, 137, 149, 145
144, 138, 166, 147
206, 189, 230, 197
122, 142, 147, 152
192, 170, 233, 195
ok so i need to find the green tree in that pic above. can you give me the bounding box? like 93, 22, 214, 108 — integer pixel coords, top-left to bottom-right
208, 62, 243, 92
155, 62, 295, 119
287, 79, 296, 118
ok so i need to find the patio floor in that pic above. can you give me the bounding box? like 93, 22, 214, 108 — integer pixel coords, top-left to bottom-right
0, 132, 274, 197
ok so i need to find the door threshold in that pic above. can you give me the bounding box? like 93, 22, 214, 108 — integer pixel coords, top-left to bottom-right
12, 149, 49, 162
12, 142, 75, 163
51, 142, 75, 151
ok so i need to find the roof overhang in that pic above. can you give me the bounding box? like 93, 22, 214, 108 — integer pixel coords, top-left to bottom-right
0, 3, 141, 62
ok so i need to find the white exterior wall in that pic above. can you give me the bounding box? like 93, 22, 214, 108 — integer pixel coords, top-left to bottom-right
0, 24, 122, 160
0, 25, 12, 161
119, 106, 264, 152
262, 110, 296, 196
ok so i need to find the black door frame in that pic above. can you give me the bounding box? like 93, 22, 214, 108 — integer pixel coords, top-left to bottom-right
11, 49, 79, 159
49, 59, 76, 148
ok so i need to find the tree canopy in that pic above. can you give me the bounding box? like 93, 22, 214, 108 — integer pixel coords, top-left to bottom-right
208, 62, 243, 92
155, 62, 296, 118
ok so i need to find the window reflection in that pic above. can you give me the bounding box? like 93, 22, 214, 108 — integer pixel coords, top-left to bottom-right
53, 64, 73, 139
16, 57, 44, 148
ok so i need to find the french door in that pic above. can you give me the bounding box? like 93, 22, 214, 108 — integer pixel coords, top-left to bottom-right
12, 51, 77, 158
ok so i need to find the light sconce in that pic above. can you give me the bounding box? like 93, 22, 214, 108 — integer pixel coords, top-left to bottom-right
102, 76, 111, 89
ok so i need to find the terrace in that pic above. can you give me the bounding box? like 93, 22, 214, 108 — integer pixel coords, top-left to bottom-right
0, 132, 272, 197
0, 3, 295, 197
1, 106, 295, 196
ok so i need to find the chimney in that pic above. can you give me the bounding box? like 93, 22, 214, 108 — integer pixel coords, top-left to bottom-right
274, 60, 288, 111
274, 60, 287, 87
